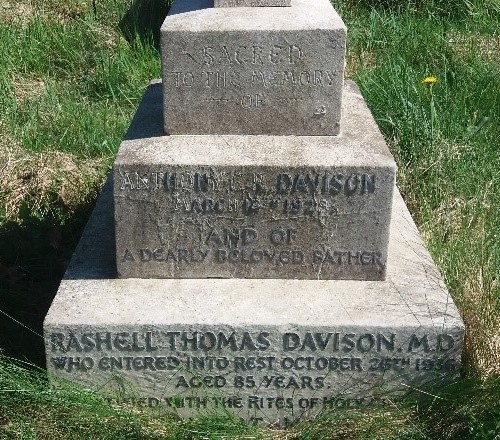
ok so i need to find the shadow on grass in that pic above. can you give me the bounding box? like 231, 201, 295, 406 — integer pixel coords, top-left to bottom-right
0, 206, 94, 368
119, 0, 172, 50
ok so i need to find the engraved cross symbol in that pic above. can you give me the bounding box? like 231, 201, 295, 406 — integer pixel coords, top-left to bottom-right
204, 97, 230, 104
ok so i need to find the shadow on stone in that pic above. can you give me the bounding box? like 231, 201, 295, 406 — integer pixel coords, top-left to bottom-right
63, 177, 117, 281
124, 81, 165, 140
168, 0, 214, 16
119, 0, 172, 49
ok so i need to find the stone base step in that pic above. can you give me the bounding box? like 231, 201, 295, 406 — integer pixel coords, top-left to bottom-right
44, 179, 464, 424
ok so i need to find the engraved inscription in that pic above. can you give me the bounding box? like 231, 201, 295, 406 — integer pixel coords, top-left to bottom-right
121, 247, 384, 267
241, 93, 264, 109
49, 329, 461, 423
116, 167, 389, 276
167, 44, 341, 110
171, 69, 339, 88
118, 169, 376, 198
120, 220, 385, 269
50, 330, 459, 360
216, 0, 291, 7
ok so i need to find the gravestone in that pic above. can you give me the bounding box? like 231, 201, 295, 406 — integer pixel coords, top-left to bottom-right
44, 0, 465, 426
162, 0, 345, 135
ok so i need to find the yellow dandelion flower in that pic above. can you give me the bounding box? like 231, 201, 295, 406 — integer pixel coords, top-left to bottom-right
422, 76, 438, 85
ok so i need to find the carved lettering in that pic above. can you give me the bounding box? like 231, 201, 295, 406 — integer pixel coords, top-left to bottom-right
164, 331, 270, 352
241, 93, 264, 109
206, 227, 259, 247
313, 250, 384, 267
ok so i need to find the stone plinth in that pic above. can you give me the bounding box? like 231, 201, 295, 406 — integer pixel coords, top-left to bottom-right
44, 178, 464, 425
113, 81, 396, 280
161, 0, 345, 135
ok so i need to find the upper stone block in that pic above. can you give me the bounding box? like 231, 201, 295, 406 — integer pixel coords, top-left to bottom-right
160, 0, 346, 135
215, 0, 291, 7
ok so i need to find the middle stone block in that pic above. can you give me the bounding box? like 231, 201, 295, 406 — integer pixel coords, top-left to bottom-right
114, 82, 396, 281
161, 0, 346, 135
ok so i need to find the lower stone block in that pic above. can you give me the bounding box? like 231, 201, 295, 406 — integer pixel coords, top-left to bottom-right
44, 180, 464, 425
114, 80, 396, 281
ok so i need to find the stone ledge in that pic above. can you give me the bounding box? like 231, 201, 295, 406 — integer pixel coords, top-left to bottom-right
46, 181, 462, 329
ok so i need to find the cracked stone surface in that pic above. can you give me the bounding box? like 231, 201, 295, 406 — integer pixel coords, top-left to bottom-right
114, 80, 396, 280
161, 0, 345, 135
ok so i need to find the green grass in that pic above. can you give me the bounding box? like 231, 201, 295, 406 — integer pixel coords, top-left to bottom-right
1, 359, 499, 439
0, 359, 259, 439
340, 0, 499, 378
0, 0, 165, 224
0, 8, 160, 158
0, 0, 499, 438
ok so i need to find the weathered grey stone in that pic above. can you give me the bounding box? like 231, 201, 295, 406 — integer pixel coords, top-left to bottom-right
113, 80, 396, 281
161, 0, 345, 135
215, 0, 291, 7
45, 178, 465, 425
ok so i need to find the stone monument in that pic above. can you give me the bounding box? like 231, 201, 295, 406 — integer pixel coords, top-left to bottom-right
44, 0, 464, 426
